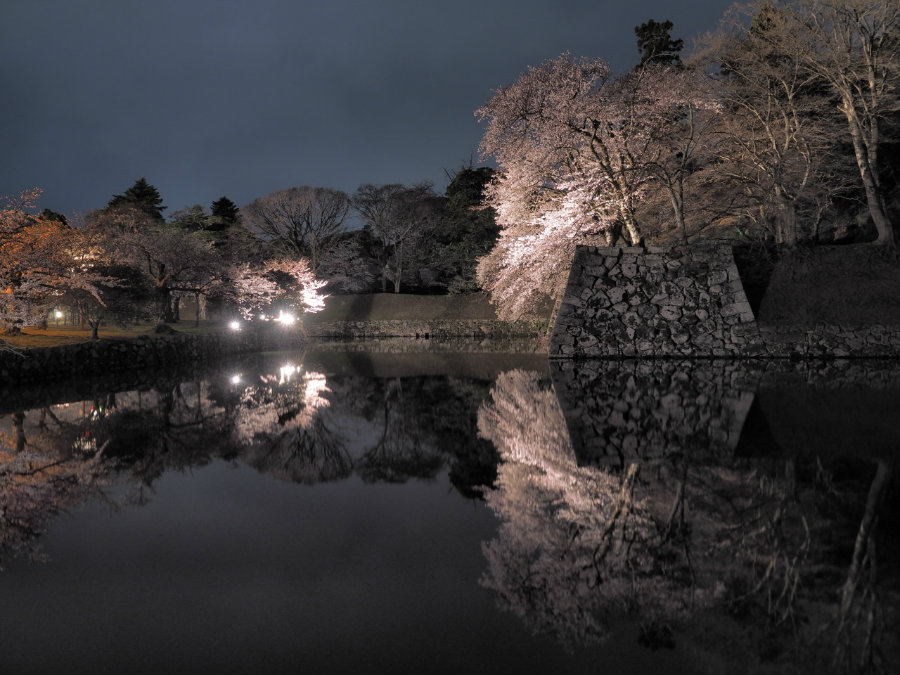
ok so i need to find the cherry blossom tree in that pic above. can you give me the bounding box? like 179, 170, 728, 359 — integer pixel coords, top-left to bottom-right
110, 226, 222, 324
229, 258, 327, 320
316, 237, 377, 293
475, 54, 718, 319
1, 189, 109, 335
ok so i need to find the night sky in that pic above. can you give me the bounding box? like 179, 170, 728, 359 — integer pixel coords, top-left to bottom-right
2, 0, 737, 219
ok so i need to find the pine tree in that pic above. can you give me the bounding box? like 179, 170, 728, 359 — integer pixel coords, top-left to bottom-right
635, 19, 683, 67
209, 196, 240, 230
108, 177, 166, 220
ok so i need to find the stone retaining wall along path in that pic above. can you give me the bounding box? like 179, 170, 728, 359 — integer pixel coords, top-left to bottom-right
550, 244, 900, 359
0, 318, 547, 385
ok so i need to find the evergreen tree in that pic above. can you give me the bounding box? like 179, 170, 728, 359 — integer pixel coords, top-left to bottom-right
210, 196, 239, 226
108, 177, 166, 220
39, 208, 68, 226
635, 19, 683, 67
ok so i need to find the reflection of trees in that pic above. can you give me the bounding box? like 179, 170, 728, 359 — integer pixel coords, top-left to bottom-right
478, 368, 899, 672
829, 457, 895, 674
0, 364, 501, 570
104, 381, 239, 492
1, 405, 118, 567
477, 370, 662, 649
236, 369, 354, 484
436, 378, 499, 498
357, 378, 443, 483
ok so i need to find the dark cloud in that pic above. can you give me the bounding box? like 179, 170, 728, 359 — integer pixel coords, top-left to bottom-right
1, 0, 736, 217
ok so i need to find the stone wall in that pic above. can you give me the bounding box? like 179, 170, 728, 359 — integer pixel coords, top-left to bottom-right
0, 319, 546, 385
550, 244, 900, 358
0, 331, 280, 385
305, 319, 546, 340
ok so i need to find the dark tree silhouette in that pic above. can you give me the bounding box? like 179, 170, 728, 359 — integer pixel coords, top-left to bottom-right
635, 19, 683, 67
107, 177, 166, 221
210, 196, 239, 227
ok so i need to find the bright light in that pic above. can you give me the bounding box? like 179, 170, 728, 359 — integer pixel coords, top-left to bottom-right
54, 310, 63, 318
279, 362, 298, 384
228, 320, 241, 331
230, 374, 242, 384
276, 310, 296, 326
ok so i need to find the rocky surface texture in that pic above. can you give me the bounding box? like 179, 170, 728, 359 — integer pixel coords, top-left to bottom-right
550, 244, 900, 358
305, 319, 545, 340
550, 358, 754, 467
0, 330, 293, 385
550, 358, 900, 468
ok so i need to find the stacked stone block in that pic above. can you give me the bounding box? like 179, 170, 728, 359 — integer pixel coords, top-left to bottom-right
550, 244, 900, 358
551, 245, 757, 358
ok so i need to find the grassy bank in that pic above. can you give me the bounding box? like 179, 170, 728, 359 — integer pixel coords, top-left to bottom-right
0, 320, 224, 350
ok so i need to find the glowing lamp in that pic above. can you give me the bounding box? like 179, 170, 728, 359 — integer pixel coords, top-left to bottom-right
276, 310, 296, 325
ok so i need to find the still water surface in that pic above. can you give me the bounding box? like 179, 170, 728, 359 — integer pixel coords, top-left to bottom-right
0, 347, 897, 674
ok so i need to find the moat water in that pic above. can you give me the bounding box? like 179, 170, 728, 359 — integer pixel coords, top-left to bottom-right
1, 347, 897, 674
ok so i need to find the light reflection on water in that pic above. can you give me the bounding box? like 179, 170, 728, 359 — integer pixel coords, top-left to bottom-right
0, 349, 897, 674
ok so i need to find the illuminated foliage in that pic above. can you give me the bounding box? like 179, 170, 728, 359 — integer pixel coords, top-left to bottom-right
229, 257, 327, 320
475, 55, 716, 319
1, 189, 109, 333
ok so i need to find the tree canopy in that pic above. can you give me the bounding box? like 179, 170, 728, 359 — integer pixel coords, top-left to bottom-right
635, 19, 684, 67
107, 177, 166, 221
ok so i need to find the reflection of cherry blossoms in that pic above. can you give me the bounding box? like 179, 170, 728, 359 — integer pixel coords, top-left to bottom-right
478, 370, 652, 649
0, 404, 117, 567
478, 366, 899, 672
477, 370, 728, 651
234, 367, 352, 484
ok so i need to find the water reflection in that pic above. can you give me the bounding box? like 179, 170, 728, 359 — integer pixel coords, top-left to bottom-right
477, 360, 898, 673
0, 352, 503, 569
1, 353, 897, 673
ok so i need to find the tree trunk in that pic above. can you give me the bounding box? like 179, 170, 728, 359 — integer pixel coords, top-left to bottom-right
774, 193, 798, 247
663, 181, 688, 244
623, 217, 643, 247
394, 241, 403, 293
843, 104, 894, 246
12, 411, 25, 452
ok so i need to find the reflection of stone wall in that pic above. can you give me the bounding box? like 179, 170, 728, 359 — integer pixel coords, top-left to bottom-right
550, 359, 756, 467
550, 358, 900, 468
0, 331, 281, 384
551, 244, 900, 358
551, 245, 756, 357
